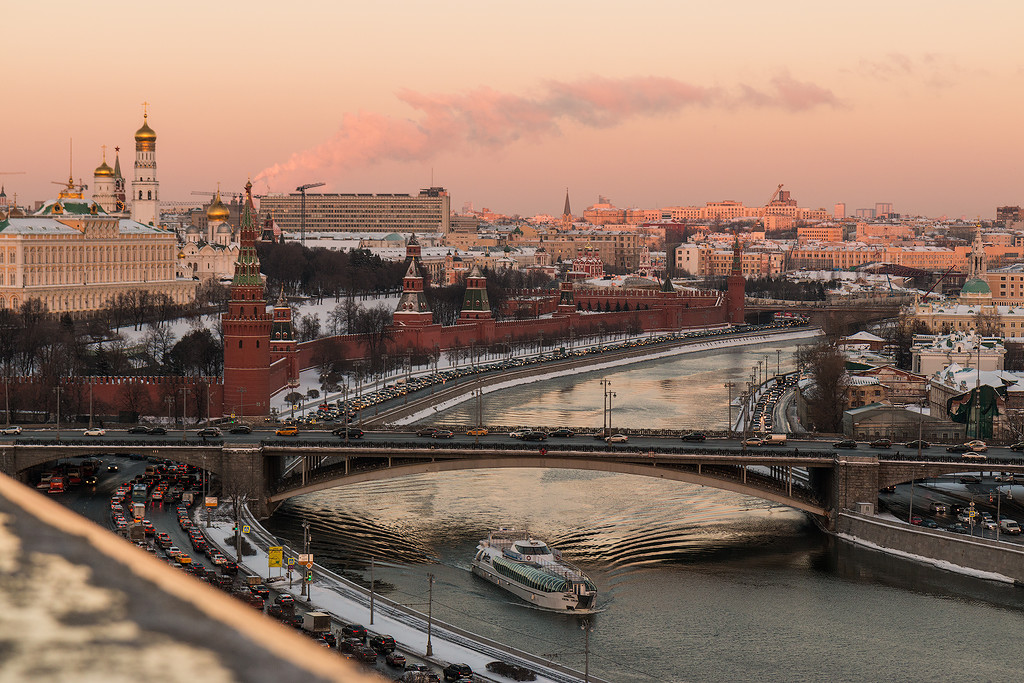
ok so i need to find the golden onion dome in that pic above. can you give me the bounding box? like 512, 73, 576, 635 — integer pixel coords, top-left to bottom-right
207, 192, 230, 222
94, 160, 114, 177
135, 117, 156, 143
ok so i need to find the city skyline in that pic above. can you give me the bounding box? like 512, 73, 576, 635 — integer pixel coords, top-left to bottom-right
5, 1, 1024, 218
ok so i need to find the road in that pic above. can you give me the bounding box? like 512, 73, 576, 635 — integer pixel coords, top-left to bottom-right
56, 454, 446, 681
11, 426, 1024, 464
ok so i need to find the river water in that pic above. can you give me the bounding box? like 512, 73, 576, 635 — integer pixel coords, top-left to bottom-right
264, 341, 1024, 682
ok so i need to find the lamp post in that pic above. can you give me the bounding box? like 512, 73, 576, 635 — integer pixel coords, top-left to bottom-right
301, 520, 311, 599
580, 620, 593, 683
55, 385, 61, 442
180, 386, 189, 442
724, 381, 736, 436
369, 556, 375, 626
88, 380, 94, 430
426, 573, 434, 657
607, 390, 617, 437
238, 386, 246, 424
599, 379, 611, 437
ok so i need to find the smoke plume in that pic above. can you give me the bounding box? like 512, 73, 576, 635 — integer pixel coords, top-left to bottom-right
255, 75, 838, 189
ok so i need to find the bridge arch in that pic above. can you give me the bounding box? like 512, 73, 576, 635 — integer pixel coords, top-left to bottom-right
268, 456, 828, 517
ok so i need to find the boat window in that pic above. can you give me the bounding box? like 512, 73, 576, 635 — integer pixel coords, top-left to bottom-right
515, 543, 549, 556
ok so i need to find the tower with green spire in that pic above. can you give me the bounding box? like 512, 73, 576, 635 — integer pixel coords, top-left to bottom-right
221, 180, 273, 416
459, 266, 491, 320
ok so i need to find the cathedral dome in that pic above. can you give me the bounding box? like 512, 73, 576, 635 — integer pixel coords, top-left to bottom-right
94, 160, 114, 178
207, 192, 230, 222
961, 278, 991, 295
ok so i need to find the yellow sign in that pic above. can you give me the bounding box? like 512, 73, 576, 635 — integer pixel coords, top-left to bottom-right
268, 546, 283, 568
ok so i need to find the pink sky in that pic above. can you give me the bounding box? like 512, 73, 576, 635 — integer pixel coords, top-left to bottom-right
5, 1, 1024, 218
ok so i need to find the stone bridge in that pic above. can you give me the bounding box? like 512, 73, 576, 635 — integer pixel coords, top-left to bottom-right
5, 440, 1023, 527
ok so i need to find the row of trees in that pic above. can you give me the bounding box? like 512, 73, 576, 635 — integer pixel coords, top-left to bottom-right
257, 243, 405, 301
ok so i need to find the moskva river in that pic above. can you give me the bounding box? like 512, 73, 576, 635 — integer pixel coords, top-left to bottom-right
265, 341, 1024, 682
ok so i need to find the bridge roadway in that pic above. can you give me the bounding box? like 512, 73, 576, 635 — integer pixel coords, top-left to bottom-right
7, 429, 1024, 525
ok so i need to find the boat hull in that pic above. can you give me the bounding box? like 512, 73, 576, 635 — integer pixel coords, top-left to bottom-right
471, 560, 597, 613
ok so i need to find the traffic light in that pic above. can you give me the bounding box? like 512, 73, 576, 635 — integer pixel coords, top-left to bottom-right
305, 570, 313, 583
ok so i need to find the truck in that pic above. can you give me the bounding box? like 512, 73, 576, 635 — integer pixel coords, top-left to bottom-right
302, 611, 332, 634
1000, 519, 1021, 535
764, 434, 787, 445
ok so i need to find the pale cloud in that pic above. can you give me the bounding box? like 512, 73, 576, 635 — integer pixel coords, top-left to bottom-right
255, 76, 839, 189
854, 52, 981, 89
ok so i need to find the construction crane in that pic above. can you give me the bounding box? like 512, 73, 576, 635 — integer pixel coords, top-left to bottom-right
296, 182, 325, 244
922, 265, 957, 300
759, 183, 784, 231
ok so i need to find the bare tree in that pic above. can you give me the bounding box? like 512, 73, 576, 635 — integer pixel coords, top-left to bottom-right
798, 341, 850, 433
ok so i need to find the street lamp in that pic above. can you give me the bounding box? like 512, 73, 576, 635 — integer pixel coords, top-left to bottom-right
599, 379, 611, 437
724, 382, 736, 436
55, 385, 61, 442
180, 386, 189, 442
426, 573, 434, 657
238, 386, 246, 424
580, 620, 593, 683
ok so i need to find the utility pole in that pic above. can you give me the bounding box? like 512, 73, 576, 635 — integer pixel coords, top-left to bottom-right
724, 382, 735, 436
238, 386, 246, 425
581, 620, 593, 683
55, 385, 61, 442
88, 381, 94, 430
600, 379, 611, 437
180, 386, 189, 442
301, 520, 311, 600
369, 556, 375, 625
296, 182, 325, 245
426, 573, 434, 657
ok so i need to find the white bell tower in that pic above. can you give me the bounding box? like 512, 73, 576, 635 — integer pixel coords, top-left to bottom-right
131, 102, 159, 225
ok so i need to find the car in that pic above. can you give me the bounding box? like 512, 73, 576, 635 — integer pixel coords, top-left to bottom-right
107, 464, 119, 472
833, 439, 857, 449
961, 452, 988, 462
274, 594, 295, 607
467, 427, 488, 436
958, 475, 981, 484
522, 431, 547, 441
930, 502, 948, 514
948, 523, 969, 534
166, 546, 182, 559
332, 427, 364, 438
220, 561, 238, 575
605, 433, 628, 443
249, 584, 269, 599
904, 440, 930, 449
0, 425, 23, 435
910, 516, 923, 525
275, 426, 299, 436
197, 427, 222, 437
946, 444, 971, 453
353, 645, 378, 664
127, 425, 152, 434
320, 632, 337, 647
83, 428, 106, 436
432, 430, 454, 439
210, 553, 227, 566
982, 519, 998, 530
922, 519, 940, 529
1010, 442, 1024, 452
83, 475, 98, 486
443, 663, 473, 681
681, 432, 706, 442
369, 635, 396, 653
743, 437, 763, 447
416, 427, 439, 437
509, 430, 529, 439
338, 638, 364, 654
549, 428, 575, 438
229, 424, 252, 434
385, 651, 407, 667
148, 426, 168, 435
341, 623, 367, 640
965, 439, 988, 452
868, 438, 891, 449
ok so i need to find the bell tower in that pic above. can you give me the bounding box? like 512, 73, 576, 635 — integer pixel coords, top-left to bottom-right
131, 103, 159, 225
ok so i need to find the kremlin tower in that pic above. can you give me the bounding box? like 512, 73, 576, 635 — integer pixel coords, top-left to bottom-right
221, 181, 273, 417
92, 147, 117, 213
131, 104, 159, 225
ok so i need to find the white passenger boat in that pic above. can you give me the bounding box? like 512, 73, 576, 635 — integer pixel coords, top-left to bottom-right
471, 529, 597, 612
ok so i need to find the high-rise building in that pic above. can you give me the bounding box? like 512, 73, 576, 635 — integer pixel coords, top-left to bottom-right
258, 187, 450, 234
834, 202, 846, 220
875, 202, 893, 218
130, 105, 159, 226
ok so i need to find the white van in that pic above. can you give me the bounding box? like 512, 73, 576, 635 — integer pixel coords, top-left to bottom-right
999, 519, 1021, 535
764, 434, 787, 445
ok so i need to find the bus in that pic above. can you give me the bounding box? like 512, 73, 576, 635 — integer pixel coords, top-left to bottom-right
48, 476, 65, 495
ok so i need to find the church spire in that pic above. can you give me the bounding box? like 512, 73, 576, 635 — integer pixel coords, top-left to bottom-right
563, 188, 571, 217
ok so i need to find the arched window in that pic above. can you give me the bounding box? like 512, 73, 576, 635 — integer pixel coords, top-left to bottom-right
139, 190, 143, 200
147, 191, 152, 200
238, 340, 243, 349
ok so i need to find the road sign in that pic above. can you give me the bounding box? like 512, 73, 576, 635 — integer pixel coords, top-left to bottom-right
205, 496, 218, 508
298, 553, 313, 563
268, 546, 283, 568
287, 557, 296, 566
242, 525, 251, 534
305, 562, 313, 569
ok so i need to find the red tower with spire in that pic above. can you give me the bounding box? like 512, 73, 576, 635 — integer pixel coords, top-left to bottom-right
222, 181, 273, 417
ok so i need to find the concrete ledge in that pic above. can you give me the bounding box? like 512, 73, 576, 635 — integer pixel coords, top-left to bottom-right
838, 511, 1024, 583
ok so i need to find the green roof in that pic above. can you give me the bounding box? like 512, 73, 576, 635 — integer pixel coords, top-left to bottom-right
961, 277, 991, 294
